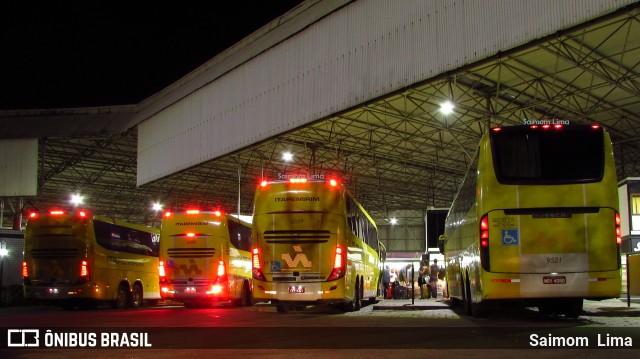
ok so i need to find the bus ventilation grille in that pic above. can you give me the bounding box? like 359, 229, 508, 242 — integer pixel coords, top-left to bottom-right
30, 248, 78, 258
167, 248, 216, 258
264, 230, 330, 243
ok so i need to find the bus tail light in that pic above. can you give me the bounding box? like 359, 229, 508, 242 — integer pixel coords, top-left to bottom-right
186, 209, 200, 215
216, 260, 228, 282
164, 211, 172, 218
615, 212, 622, 245
252, 248, 266, 281
289, 178, 307, 184
159, 260, 169, 296
260, 180, 268, 187
22, 261, 29, 278
479, 214, 490, 272
49, 210, 65, 216
480, 215, 489, 246
214, 210, 222, 217
78, 260, 90, 284
28, 212, 38, 219
327, 246, 346, 281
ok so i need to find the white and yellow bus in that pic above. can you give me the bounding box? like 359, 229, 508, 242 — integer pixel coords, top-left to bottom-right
252, 175, 382, 313
158, 210, 253, 307
23, 209, 161, 309
440, 124, 621, 318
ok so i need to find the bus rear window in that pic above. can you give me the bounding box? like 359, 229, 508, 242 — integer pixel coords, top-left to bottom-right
491, 126, 604, 184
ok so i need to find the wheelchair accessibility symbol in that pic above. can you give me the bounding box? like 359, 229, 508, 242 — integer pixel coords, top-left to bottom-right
501, 229, 519, 246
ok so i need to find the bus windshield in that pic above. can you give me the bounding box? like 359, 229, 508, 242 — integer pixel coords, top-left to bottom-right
491, 126, 604, 184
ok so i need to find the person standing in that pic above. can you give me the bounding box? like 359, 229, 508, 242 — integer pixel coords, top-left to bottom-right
382, 266, 391, 299
428, 259, 441, 299
419, 263, 428, 299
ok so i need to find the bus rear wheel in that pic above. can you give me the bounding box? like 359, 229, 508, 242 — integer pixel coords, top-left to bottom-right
276, 304, 289, 313
114, 283, 131, 309
354, 277, 362, 311
131, 284, 143, 308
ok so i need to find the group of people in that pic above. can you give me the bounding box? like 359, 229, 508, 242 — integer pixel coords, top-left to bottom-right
382, 259, 444, 300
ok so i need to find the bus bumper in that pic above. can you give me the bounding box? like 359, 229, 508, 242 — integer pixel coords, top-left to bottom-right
481, 270, 621, 300
24, 283, 96, 301
252, 281, 347, 304
160, 284, 230, 302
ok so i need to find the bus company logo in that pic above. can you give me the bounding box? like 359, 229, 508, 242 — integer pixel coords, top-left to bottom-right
8, 329, 39, 347
282, 245, 312, 268
275, 197, 320, 202
179, 259, 202, 275
175, 222, 209, 226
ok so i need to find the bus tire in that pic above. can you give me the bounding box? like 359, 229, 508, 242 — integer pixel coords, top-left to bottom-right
131, 283, 143, 308
114, 283, 131, 309
354, 277, 362, 311
462, 274, 472, 316
563, 299, 583, 319
276, 304, 288, 313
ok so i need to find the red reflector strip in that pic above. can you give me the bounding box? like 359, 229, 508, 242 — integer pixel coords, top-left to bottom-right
186, 209, 200, 214
50, 210, 65, 215
491, 278, 520, 283
289, 178, 307, 183
589, 278, 608, 282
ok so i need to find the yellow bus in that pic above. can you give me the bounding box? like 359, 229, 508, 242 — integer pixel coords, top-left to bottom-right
158, 210, 253, 307
252, 176, 382, 313
23, 209, 161, 309
440, 124, 621, 318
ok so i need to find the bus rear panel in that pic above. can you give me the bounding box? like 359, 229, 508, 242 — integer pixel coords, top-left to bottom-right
444, 124, 621, 316
481, 125, 621, 301
23, 211, 92, 301
252, 180, 349, 305
159, 211, 252, 306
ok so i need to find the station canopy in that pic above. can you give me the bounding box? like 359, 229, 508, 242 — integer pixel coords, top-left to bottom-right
6, 5, 640, 227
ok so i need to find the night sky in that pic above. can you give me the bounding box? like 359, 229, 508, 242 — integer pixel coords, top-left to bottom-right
0, 1, 303, 110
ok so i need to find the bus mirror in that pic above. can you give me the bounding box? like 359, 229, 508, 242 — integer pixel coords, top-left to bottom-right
438, 235, 447, 254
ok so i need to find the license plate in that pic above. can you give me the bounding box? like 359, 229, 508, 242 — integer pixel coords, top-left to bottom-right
288, 286, 305, 294
543, 276, 566, 284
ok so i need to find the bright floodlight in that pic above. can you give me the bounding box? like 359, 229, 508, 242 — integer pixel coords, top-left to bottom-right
282, 152, 294, 162
390, 218, 398, 225
440, 101, 454, 115
152, 202, 163, 212
70, 194, 84, 206
0, 248, 7, 257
